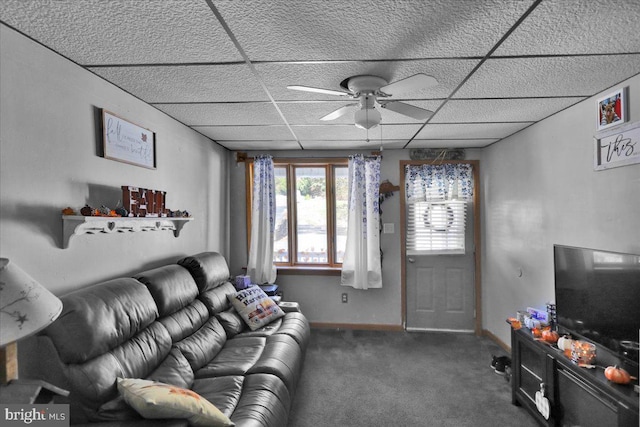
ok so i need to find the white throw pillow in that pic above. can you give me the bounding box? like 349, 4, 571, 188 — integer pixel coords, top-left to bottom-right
117, 378, 234, 427
227, 285, 285, 331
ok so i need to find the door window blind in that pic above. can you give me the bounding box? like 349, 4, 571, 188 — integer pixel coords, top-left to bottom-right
405, 164, 473, 255
407, 200, 467, 254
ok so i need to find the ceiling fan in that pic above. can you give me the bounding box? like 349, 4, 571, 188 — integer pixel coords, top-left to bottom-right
287, 73, 437, 129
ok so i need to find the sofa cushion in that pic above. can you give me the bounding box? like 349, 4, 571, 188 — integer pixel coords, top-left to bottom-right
229, 373, 290, 427
95, 395, 142, 421
178, 252, 231, 292
246, 334, 302, 396
191, 376, 245, 419
215, 309, 248, 338
147, 348, 194, 389
159, 299, 210, 343
199, 282, 236, 316
117, 378, 234, 427
45, 278, 158, 364
195, 337, 266, 378
274, 312, 311, 350
135, 265, 199, 317
235, 318, 283, 339
228, 286, 285, 331
62, 321, 172, 417
174, 317, 227, 371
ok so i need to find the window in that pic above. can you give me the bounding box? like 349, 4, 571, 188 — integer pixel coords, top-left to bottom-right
248, 158, 348, 269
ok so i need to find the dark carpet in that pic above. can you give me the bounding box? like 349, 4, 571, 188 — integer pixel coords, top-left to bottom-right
287, 329, 538, 427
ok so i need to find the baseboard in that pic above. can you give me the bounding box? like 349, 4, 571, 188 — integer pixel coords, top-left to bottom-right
483, 329, 511, 353
310, 322, 404, 332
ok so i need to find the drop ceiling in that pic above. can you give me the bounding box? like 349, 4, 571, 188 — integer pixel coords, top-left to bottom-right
1, 0, 639, 151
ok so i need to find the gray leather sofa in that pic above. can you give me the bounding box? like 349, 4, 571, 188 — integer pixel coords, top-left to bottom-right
36, 252, 309, 426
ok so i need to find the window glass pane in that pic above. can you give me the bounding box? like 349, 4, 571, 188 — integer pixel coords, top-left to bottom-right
295, 167, 327, 263
334, 166, 348, 263
273, 167, 289, 262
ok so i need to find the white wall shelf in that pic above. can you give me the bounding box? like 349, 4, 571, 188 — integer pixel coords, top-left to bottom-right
62, 215, 193, 248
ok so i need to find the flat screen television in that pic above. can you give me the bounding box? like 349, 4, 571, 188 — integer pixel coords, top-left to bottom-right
554, 245, 640, 371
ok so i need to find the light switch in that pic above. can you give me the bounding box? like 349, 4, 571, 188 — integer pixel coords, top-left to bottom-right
383, 223, 395, 234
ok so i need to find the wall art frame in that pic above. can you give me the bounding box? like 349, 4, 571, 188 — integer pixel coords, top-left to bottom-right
101, 109, 156, 169
596, 87, 627, 132
594, 120, 640, 171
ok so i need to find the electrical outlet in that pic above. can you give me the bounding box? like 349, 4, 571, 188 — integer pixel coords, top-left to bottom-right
341, 293, 348, 303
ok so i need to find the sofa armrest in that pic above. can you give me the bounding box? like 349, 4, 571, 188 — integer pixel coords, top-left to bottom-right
278, 301, 301, 313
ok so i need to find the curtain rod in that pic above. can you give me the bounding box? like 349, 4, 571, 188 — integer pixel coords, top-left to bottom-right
235, 151, 382, 163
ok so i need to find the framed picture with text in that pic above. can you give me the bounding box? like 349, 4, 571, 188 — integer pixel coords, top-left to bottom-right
594, 120, 640, 171
101, 110, 156, 169
596, 88, 626, 131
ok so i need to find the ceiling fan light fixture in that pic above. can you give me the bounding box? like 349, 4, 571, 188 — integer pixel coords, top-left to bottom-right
354, 107, 381, 130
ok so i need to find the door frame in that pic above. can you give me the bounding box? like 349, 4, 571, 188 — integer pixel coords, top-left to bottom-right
399, 160, 482, 335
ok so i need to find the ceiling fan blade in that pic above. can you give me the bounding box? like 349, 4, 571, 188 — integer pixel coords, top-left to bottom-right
320, 103, 358, 121
287, 85, 351, 97
379, 73, 438, 96
381, 101, 433, 121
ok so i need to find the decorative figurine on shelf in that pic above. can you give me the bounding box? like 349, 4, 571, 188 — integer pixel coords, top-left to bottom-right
115, 206, 128, 217
61, 207, 76, 216
80, 204, 93, 216
98, 206, 111, 216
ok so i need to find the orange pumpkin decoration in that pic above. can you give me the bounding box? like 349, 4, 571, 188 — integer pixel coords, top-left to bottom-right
541, 329, 559, 344
61, 207, 76, 215
531, 328, 542, 338
604, 366, 631, 384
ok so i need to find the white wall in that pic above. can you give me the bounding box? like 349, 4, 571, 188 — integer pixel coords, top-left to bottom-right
0, 24, 230, 296
229, 149, 481, 327
481, 73, 640, 347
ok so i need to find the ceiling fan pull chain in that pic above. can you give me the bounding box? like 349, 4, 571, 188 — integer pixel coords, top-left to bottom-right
365, 101, 369, 143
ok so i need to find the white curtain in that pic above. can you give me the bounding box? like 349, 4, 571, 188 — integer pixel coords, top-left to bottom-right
341, 155, 382, 290
247, 155, 277, 284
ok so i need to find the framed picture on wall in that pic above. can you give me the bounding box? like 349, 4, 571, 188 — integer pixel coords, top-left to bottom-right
596, 88, 627, 131
101, 110, 156, 169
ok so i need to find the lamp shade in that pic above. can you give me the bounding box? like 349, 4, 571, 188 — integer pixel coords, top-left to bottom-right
354, 107, 381, 130
0, 258, 63, 347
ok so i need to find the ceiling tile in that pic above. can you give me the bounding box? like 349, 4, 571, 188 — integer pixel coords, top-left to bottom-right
192, 125, 296, 141
407, 139, 499, 148
256, 60, 479, 101
432, 97, 585, 123
300, 140, 405, 150
292, 124, 421, 141
154, 103, 281, 126
0, 0, 241, 64
496, 0, 640, 55
216, 140, 302, 151
454, 55, 640, 98
89, 65, 268, 103
416, 122, 531, 139
214, 0, 533, 60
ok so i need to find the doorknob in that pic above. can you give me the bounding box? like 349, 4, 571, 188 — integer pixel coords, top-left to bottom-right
408, 257, 415, 263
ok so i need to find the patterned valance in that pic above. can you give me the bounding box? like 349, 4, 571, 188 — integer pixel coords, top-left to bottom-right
405, 163, 473, 202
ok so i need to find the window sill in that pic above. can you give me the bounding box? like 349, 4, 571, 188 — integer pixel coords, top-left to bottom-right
276, 266, 342, 276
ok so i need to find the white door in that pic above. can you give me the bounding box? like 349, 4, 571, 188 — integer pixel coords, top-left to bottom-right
403, 160, 477, 332
405, 200, 475, 331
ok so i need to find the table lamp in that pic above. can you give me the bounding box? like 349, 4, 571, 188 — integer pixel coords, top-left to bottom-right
0, 258, 63, 384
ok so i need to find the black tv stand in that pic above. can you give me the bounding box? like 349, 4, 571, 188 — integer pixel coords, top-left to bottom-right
511, 327, 639, 426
